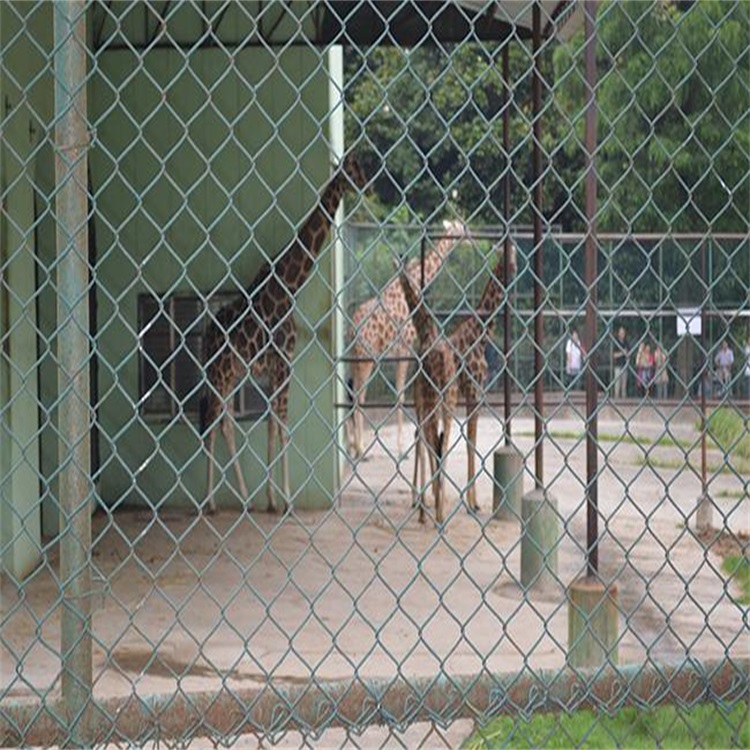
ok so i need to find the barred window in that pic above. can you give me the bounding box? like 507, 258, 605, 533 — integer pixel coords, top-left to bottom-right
137, 293, 268, 420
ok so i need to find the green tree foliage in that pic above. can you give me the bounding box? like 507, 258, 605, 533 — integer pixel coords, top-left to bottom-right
553, 0, 749, 233
344, 1, 749, 238
343, 42, 550, 226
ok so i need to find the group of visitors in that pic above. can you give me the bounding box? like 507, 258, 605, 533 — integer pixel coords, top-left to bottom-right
564, 324, 750, 400
614, 328, 669, 399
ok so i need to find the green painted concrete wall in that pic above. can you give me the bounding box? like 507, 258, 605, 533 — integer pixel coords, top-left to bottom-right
0, 2, 52, 578
1, 1, 346, 579
89, 47, 343, 511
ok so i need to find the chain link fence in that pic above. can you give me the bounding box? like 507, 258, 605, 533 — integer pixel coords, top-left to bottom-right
1, 0, 748, 747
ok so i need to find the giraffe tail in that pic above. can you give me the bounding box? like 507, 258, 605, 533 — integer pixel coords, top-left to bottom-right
199, 394, 209, 436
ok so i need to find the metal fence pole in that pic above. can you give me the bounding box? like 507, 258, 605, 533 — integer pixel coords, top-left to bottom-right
54, 1, 93, 744
502, 43, 513, 446
583, 0, 599, 577
532, 1, 545, 489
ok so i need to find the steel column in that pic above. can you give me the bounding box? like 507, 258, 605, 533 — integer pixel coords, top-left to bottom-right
502, 43, 513, 445
532, 2, 544, 488
54, 1, 93, 745
583, 0, 599, 577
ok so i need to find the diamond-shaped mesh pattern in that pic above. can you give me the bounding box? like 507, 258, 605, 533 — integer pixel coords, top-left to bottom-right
1, 1, 748, 747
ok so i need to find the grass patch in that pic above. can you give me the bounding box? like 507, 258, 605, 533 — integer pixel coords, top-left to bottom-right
722, 554, 750, 605
637, 455, 686, 471
636, 454, 750, 475
517, 430, 694, 450
464, 701, 749, 749
704, 408, 750, 460
715, 488, 749, 500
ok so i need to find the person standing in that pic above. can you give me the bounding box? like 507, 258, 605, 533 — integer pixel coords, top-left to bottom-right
654, 344, 669, 400
565, 329, 584, 391
714, 339, 734, 396
636, 341, 655, 397
612, 326, 631, 399
744, 335, 750, 401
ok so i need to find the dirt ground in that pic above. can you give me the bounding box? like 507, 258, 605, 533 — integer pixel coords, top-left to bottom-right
2, 403, 748, 746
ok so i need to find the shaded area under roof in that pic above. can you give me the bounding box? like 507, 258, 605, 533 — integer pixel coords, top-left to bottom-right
92, 0, 581, 52
306, 1, 580, 44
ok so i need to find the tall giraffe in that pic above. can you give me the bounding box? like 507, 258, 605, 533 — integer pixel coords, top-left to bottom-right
398, 265, 458, 526
449, 240, 517, 513
200, 153, 368, 514
348, 219, 469, 459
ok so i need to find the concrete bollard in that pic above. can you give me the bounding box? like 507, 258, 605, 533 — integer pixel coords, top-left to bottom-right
695, 492, 713, 533
567, 577, 619, 669
492, 447, 524, 522
520, 489, 559, 590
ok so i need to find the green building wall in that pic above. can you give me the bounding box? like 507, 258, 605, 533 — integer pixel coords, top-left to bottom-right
0, 2, 52, 578
1, 0, 347, 578
89, 46, 344, 512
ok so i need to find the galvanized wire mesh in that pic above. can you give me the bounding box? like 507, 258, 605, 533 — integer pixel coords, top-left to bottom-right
1, 0, 749, 747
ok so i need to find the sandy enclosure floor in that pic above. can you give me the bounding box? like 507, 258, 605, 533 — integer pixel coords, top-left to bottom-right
2, 410, 748, 713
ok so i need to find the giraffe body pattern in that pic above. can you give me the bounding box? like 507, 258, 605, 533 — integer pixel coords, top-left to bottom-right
348, 220, 469, 459
448, 240, 518, 512
200, 153, 367, 514
398, 265, 458, 526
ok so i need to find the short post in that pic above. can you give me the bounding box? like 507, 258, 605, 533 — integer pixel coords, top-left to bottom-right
695, 492, 713, 533
492, 446, 524, 522
520, 489, 559, 590
567, 577, 619, 669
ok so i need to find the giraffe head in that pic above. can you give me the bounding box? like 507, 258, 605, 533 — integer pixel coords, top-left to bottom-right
503, 238, 518, 279
341, 151, 369, 192
441, 218, 470, 241
433, 218, 471, 260
477, 238, 518, 314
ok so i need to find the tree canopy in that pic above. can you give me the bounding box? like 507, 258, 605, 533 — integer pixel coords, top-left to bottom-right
344, 0, 749, 235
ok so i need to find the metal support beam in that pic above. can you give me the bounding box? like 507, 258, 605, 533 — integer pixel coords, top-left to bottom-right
583, 0, 599, 577
532, 2, 544, 488
502, 43, 513, 446
54, 1, 93, 745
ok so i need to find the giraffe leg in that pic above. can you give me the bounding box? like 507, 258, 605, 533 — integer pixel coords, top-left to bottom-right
424, 419, 442, 526
466, 406, 480, 514
267, 367, 291, 515
351, 360, 373, 460
205, 428, 218, 515
221, 415, 250, 508
266, 415, 289, 514
395, 358, 409, 457
266, 416, 279, 514
436, 412, 454, 527
411, 426, 423, 509
412, 425, 431, 514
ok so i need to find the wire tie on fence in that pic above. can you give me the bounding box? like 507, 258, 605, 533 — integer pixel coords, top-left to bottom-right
57, 139, 90, 154
65, 574, 106, 612
57, 128, 95, 154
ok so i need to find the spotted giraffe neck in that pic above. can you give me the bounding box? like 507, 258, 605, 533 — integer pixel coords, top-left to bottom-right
451, 253, 510, 345
475, 253, 510, 320
405, 231, 461, 288
399, 269, 437, 344
273, 167, 350, 293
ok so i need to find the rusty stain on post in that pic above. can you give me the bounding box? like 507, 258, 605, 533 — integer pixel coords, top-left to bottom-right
54, 1, 93, 745
583, 0, 599, 577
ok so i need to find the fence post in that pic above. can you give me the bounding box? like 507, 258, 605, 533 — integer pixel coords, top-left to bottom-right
492, 446, 524, 521
568, 577, 619, 669
520, 489, 559, 590
54, 1, 93, 745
